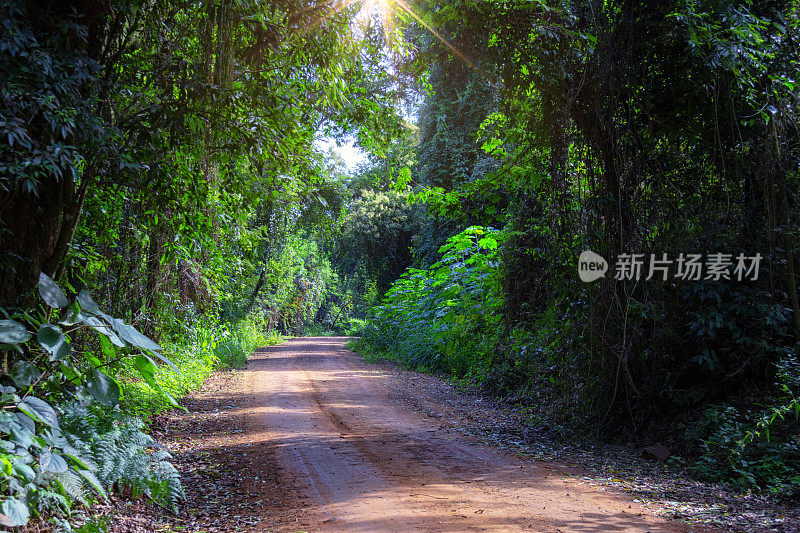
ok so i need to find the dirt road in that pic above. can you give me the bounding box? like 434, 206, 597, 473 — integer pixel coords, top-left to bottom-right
224, 336, 688, 532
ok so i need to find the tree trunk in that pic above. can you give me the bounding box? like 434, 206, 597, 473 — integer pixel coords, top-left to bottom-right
0, 172, 89, 308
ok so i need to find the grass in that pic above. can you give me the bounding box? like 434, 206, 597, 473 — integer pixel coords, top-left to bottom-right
113, 315, 284, 420
347, 335, 398, 364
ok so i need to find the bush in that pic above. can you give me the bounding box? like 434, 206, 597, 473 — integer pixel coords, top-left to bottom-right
116, 313, 282, 419
357, 226, 502, 381
60, 403, 184, 512
302, 324, 337, 337
344, 318, 368, 336
0, 275, 186, 527
687, 353, 800, 496
0, 274, 281, 527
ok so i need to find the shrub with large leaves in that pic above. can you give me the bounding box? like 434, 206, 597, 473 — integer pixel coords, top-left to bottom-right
367, 226, 503, 377
0, 274, 183, 526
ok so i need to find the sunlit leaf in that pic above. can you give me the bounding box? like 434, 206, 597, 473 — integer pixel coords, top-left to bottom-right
38, 272, 69, 308
85, 369, 120, 406
0, 320, 31, 344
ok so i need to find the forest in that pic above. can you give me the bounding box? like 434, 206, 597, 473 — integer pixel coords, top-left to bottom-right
1, 0, 799, 529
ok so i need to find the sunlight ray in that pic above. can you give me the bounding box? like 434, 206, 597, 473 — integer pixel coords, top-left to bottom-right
294, 0, 474, 70
393, 0, 475, 68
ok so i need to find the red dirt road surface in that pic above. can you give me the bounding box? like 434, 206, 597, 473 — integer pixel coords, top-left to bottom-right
218, 336, 691, 532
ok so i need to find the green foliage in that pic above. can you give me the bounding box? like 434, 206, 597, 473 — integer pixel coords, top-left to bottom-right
330, 185, 421, 318
679, 280, 793, 378
118, 313, 282, 419
361, 227, 502, 380
0, 0, 109, 192
406, 0, 800, 430
0, 275, 183, 526
688, 397, 800, 496
302, 324, 338, 337
214, 316, 283, 369
416, 54, 498, 191
2, 0, 799, 510
60, 404, 184, 512
0, 1, 410, 523
344, 318, 368, 337
688, 354, 800, 496
0, 274, 280, 527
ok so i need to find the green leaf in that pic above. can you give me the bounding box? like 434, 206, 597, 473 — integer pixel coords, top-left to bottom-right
38, 272, 69, 308
12, 461, 35, 483
63, 447, 91, 470
59, 363, 79, 383
83, 316, 124, 347
0, 497, 30, 526
134, 353, 158, 376
51, 340, 71, 362
10, 361, 42, 388
77, 289, 103, 316
9, 424, 33, 449
40, 450, 68, 473
58, 304, 83, 326
0, 342, 23, 353
477, 236, 498, 250
85, 353, 103, 369
17, 396, 59, 427
0, 455, 11, 476
38, 323, 65, 354
135, 356, 184, 410
0, 320, 31, 344
99, 334, 117, 359
14, 412, 35, 434
78, 469, 108, 500
110, 318, 163, 353
85, 369, 120, 406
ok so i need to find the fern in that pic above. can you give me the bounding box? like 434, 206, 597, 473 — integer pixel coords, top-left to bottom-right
52, 469, 87, 503
59, 402, 185, 512
31, 489, 71, 516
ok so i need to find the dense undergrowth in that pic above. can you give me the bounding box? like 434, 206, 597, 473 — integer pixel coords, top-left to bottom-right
0, 275, 278, 529
118, 314, 282, 419
351, 227, 800, 499
352, 226, 502, 380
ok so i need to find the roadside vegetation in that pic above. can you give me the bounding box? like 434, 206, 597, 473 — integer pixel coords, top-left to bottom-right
0, 0, 398, 526
349, 0, 800, 501
1, 0, 799, 529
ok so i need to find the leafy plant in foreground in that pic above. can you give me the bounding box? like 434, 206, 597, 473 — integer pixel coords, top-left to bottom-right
0, 274, 184, 526
60, 404, 184, 512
